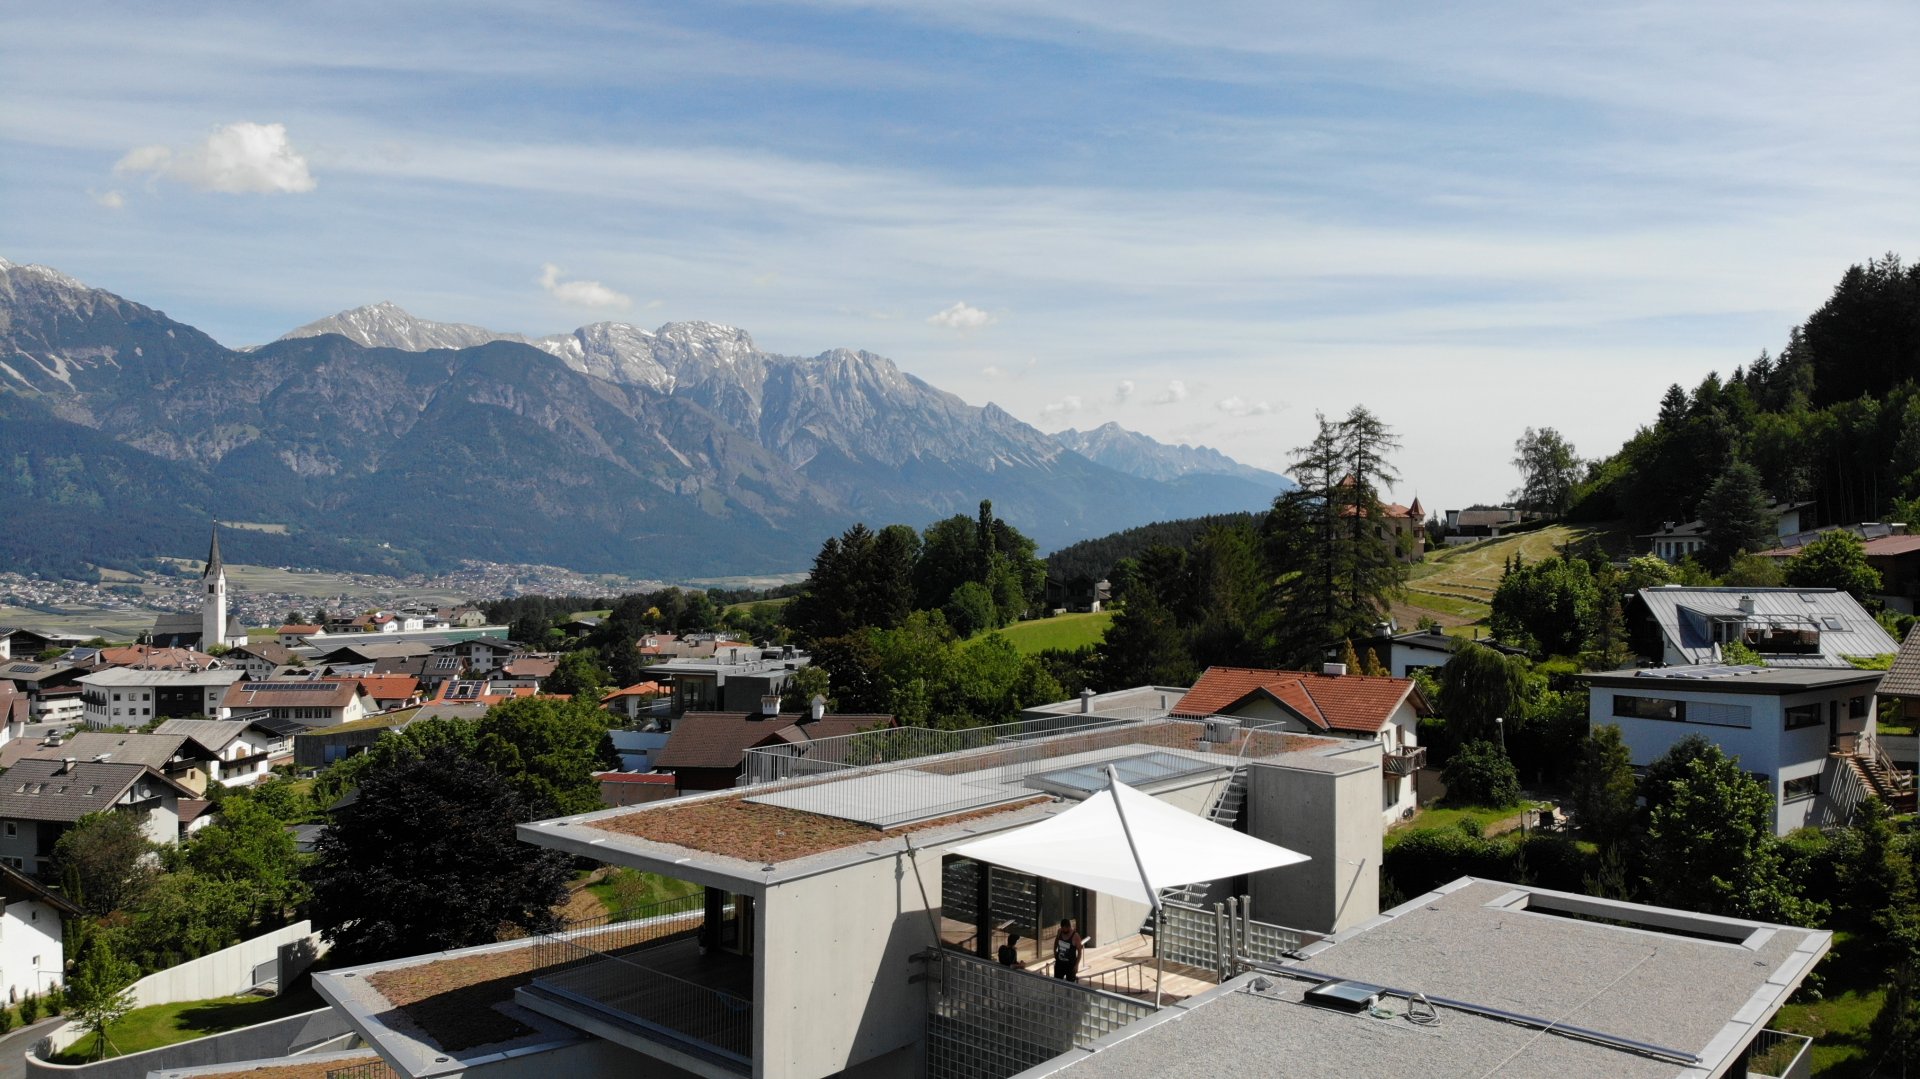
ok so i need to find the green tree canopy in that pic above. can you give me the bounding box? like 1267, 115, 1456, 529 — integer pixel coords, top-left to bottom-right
173, 797, 308, 924
66, 934, 138, 1061
1437, 644, 1529, 744
1641, 743, 1817, 923
1489, 555, 1598, 656
1440, 741, 1521, 807
307, 742, 572, 964
53, 811, 156, 917
542, 649, 613, 700
1698, 461, 1777, 568
476, 696, 618, 815
1511, 427, 1581, 516
1568, 724, 1636, 849
1785, 530, 1883, 602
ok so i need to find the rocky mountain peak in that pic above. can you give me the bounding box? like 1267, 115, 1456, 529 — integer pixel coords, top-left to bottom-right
280, 303, 526, 353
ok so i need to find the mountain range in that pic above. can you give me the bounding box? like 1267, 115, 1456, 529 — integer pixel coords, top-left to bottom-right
0, 258, 1292, 580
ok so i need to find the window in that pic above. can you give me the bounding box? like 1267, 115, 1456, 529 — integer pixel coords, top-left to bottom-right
1614, 695, 1682, 721
2, 823, 13, 837
112, 693, 121, 701
1783, 776, 1819, 802
1850, 696, 1870, 719
1785, 704, 1823, 730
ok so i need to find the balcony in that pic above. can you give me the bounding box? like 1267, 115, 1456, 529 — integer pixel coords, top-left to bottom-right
1383, 746, 1427, 777
1747, 1027, 1812, 1078
516, 898, 753, 1077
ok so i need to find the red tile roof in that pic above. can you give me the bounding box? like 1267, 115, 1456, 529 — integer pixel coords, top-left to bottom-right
1171, 666, 1426, 733
1866, 535, 1920, 556
354, 674, 419, 701
277, 625, 322, 634
596, 772, 675, 784
602, 681, 664, 700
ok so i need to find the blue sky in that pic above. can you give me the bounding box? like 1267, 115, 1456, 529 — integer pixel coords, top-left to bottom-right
5, 1, 1918, 514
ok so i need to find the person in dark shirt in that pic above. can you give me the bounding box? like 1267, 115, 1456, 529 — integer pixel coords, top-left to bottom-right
998, 931, 1021, 967
1051, 918, 1085, 981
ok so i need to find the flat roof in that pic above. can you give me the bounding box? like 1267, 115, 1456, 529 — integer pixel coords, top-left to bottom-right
519, 719, 1344, 892
1021, 879, 1827, 1067
1583, 665, 1884, 694
1019, 878, 1828, 1079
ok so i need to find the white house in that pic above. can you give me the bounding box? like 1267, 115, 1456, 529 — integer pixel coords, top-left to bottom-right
1643, 501, 1813, 564
76, 667, 247, 728
1172, 664, 1431, 823
155, 718, 284, 787
1584, 664, 1888, 834
0, 862, 77, 1002
0, 760, 194, 874
1355, 626, 1530, 679
219, 680, 370, 728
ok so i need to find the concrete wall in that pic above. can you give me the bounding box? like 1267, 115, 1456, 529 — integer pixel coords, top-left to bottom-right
756, 853, 936, 1079
1245, 754, 1381, 935
115, 921, 319, 1009
0, 899, 65, 1001
26, 1008, 351, 1079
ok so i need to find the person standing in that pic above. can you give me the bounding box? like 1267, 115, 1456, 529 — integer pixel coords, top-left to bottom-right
1051, 918, 1084, 981
998, 931, 1021, 967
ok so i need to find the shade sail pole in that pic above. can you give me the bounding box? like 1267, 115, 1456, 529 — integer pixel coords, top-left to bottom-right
1105, 766, 1164, 1007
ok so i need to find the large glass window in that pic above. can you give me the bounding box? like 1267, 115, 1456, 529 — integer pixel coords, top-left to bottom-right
1785, 704, 1823, 730
1782, 776, 1819, 802
1849, 696, 1870, 719
1613, 695, 1682, 721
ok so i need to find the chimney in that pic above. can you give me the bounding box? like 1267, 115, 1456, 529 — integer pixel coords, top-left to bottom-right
1079, 688, 1096, 714
810, 694, 826, 722
1739, 595, 1757, 614
60, 756, 76, 774
760, 694, 782, 717
1323, 662, 1348, 677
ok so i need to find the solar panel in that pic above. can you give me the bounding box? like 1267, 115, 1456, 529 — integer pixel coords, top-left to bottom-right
243, 682, 339, 692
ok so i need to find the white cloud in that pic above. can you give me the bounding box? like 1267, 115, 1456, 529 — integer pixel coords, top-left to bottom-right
114, 122, 315, 194
539, 263, 632, 310
1216, 396, 1273, 417
1040, 395, 1084, 418
927, 301, 996, 330
1151, 379, 1189, 405
1114, 379, 1134, 402
90, 189, 126, 209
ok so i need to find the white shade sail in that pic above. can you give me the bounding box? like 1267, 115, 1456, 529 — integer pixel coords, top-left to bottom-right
945, 776, 1310, 908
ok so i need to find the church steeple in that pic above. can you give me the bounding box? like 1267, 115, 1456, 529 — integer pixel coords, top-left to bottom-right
202, 525, 229, 649
203, 526, 224, 580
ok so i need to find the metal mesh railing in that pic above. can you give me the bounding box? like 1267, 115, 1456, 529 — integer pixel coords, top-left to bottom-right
926, 949, 1157, 1079
739, 714, 1143, 785
530, 938, 751, 1066
325, 1061, 398, 1079
524, 893, 751, 1069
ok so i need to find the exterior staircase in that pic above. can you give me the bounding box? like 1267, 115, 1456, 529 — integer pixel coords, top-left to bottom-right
1850, 750, 1917, 814
1160, 769, 1249, 907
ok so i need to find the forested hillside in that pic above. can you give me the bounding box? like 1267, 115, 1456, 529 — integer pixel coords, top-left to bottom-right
1573, 254, 1920, 534
1042, 512, 1261, 582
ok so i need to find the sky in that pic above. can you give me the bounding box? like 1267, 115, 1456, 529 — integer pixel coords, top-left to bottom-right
5, 1, 1919, 515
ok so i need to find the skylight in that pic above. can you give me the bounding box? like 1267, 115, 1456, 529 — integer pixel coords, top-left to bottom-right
1028, 751, 1226, 797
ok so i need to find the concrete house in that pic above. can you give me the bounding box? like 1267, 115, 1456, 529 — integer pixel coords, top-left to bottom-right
0, 760, 193, 875
0, 862, 78, 1003
1584, 664, 1897, 833
1171, 666, 1430, 822
1629, 586, 1898, 668
269, 705, 1834, 1079
653, 648, 810, 717
0, 661, 90, 726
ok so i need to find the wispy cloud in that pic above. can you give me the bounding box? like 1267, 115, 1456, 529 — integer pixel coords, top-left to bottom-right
1040, 395, 1084, 418
1151, 380, 1188, 405
1114, 379, 1134, 403
114, 121, 315, 194
1216, 396, 1272, 417
89, 189, 125, 210
927, 301, 996, 330
539, 263, 631, 310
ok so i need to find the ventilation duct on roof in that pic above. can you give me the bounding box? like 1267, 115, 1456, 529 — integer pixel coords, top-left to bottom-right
1204, 717, 1238, 743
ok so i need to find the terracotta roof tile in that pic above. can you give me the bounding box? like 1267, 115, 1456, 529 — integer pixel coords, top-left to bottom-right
1171, 666, 1424, 733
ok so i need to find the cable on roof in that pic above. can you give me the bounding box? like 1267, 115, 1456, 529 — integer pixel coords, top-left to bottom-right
1252, 961, 1699, 1066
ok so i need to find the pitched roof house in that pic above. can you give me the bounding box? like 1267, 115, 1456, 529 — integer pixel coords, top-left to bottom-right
653, 708, 892, 790
0, 759, 194, 875
1629, 586, 1898, 668
1173, 666, 1431, 822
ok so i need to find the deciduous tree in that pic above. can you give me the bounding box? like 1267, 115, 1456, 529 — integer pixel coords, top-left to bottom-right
1785, 530, 1883, 602
1510, 427, 1581, 516
308, 743, 571, 963
53, 812, 156, 917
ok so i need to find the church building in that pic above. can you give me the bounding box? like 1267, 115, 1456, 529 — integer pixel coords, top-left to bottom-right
151, 527, 248, 651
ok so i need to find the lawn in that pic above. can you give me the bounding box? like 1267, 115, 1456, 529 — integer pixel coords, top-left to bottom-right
1401, 523, 1630, 628
964, 611, 1114, 655
54, 986, 323, 1062
585, 868, 702, 916
1770, 932, 1887, 1077
1384, 800, 1545, 847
